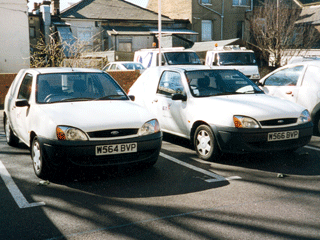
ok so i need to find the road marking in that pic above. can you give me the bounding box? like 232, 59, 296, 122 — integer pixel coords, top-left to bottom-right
304, 145, 320, 151
160, 152, 241, 182
0, 161, 45, 208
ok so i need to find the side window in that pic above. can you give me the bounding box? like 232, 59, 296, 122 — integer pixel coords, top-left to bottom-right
157, 71, 185, 96
110, 64, 117, 70
264, 65, 304, 86
302, 65, 320, 88
17, 73, 33, 100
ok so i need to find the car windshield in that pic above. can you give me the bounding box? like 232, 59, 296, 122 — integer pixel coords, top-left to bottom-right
186, 69, 264, 97
218, 52, 257, 66
165, 52, 202, 65
36, 72, 128, 103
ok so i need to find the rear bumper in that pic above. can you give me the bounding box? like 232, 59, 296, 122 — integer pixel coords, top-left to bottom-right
38, 132, 162, 167
213, 122, 313, 153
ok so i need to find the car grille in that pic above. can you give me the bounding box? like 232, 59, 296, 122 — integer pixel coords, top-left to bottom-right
260, 118, 297, 126
87, 128, 139, 138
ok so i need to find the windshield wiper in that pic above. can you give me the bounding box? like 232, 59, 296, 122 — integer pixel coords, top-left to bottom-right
95, 95, 127, 100
59, 97, 94, 102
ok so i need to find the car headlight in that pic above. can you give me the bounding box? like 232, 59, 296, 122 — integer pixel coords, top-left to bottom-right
233, 116, 260, 128
138, 119, 160, 136
56, 126, 88, 141
251, 74, 260, 79
298, 110, 311, 124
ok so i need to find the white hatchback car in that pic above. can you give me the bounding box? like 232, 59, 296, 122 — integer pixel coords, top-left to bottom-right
128, 66, 313, 161
103, 61, 145, 74
259, 60, 320, 135
4, 68, 162, 179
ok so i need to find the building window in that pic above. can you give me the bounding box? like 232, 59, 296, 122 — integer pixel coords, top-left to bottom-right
201, 0, 211, 4
237, 21, 244, 39
29, 27, 36, 38
118, 38, 132, 52
233, 0, 250, 6
202, 20, 212, 41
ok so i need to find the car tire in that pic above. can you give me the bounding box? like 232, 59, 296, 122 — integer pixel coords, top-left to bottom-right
31, 137, 51, 179
4, 116, 19, 147
194, 125, 220, 161
314, 113, 320, 136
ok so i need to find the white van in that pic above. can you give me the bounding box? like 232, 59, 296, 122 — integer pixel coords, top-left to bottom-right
134, 47, 202, 68
205, 45, 260, 81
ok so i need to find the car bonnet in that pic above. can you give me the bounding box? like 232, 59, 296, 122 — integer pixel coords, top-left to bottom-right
38, 100, 155, 132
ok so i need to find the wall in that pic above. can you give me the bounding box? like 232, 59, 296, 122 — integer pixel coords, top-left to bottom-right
0, 0, 30, 73
0, 71, 140, 108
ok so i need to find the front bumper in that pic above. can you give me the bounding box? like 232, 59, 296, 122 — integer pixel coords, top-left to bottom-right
213, 122, 313, 153
38, 132, 162, 167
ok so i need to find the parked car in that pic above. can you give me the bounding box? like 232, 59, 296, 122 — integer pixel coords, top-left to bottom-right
103, 61, 145, 73
259, 60, 320, 135
128, 66, 313, 161
4, 68, 162, 179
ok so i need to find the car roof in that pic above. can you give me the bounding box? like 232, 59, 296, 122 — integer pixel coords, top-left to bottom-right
24, 67, 103, 74
149, 65, 210, 72
287, 60, 320, 67
108, 61, 142, 64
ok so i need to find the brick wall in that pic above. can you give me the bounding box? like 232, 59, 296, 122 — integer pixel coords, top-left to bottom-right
0, 73, 17, 108
0, 71, 139, 108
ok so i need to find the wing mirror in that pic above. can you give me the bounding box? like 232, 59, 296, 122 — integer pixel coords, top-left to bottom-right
128, 95, 135, 101
172, 93, 187, 101
15, 99, 30, 107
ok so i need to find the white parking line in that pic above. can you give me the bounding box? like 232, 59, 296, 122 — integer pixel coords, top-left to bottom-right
160, 152, 241, 182
304, 145, 320, 151
0, 161, 45, 209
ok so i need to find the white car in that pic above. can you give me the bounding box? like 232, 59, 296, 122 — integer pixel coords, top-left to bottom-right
259, 60, 320, 135
103, 61, 145, 73
128, 66, 313, 161
4, 68, 162, 179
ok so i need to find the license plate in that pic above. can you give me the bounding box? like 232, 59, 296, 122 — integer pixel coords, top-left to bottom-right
95, 143, 137, 156
268, 130, 299, 142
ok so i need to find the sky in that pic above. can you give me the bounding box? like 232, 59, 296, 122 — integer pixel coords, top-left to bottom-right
27, 0, 149, 12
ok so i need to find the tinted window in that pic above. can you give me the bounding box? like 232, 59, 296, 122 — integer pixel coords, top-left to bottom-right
186, 70, 263, 97
157, 71, 185, 96
17, 73, 33, 100
264, 66, 304, 86
37, 72, 128, 103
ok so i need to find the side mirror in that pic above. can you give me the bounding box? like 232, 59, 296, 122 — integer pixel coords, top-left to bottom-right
15, 99, 30, 107
212, 61, 218, 66
128, 95, 135, 101
172, 93, 187, 101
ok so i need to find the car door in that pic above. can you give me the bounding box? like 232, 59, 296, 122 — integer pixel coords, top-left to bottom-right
10, 73, 34, 144
296, 65, 320, 112
261, 65, 305, 103
154, 71, 188, 136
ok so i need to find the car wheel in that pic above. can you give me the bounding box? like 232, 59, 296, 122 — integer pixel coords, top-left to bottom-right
314, 114, 320, 136
194, 125, 220, 161
31, 137, 51, 179
4, 116, 19, 146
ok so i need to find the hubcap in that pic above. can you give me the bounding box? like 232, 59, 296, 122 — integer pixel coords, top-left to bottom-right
197, 130, 211, 156
32, 141, 41, 172
5, 119, 10, 143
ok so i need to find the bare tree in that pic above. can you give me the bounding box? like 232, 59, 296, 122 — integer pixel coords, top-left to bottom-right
249, 0, 319, 68
30, 30, 107, 69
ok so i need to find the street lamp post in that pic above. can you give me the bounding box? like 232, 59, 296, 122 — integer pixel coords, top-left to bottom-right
158, 0, 162, 66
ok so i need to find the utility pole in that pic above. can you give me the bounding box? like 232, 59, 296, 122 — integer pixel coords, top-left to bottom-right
158, 0, 162, 66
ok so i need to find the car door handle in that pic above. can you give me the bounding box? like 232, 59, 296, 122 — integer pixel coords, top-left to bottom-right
286, 91, 293, 94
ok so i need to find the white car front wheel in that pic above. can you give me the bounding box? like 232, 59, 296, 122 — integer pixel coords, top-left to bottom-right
4, 116, 19, 146
31, 137, 50, 179
194, 125, 220, 161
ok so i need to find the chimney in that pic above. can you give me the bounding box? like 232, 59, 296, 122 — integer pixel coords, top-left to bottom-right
51, 0, 60, 15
